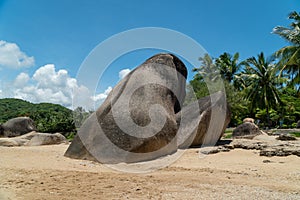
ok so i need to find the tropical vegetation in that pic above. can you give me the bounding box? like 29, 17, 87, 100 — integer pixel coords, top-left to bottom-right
1, 11, 299, 135
189, 11, 300, 128
0, 98, 76, 137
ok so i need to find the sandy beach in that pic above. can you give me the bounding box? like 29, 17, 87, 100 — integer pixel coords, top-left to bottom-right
0, 144, 299, 200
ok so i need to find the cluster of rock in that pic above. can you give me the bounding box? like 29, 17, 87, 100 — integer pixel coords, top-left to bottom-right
201, 118, 300, 157
65, 53, 231, 163
201, 134, 299, 157
0, 117, 68, 147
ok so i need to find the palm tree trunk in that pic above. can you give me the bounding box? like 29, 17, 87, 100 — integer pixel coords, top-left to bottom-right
266, 106, 271, 128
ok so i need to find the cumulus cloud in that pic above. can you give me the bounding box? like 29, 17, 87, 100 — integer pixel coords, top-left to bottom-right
14, 64, 76, 107
0, 40, 35, 69
13, 64, 111, 110
92, 86, 112, 102
14, 72, 30, 88
118, 68, 131, 79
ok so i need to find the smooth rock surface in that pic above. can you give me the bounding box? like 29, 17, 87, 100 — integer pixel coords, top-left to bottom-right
0, 131, 68, 147
176, 91, 231, 148
65, 53, 187, 163
201, 135, 300, 157
1, 117, 36, 137
232, 122, 265, 139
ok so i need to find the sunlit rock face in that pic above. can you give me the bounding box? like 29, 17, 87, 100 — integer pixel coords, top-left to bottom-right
65, 53, 187, 163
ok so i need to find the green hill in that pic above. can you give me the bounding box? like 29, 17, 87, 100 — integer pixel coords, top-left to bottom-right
0, 98, 76, 135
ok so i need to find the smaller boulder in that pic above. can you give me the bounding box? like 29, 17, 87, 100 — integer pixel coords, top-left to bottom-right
243, 118, 254, 123
0, 138, 28, 147
232, 122, 264, 139
26, 132, 68, 146
0, 131, 68, 147
2, 117, 36, 137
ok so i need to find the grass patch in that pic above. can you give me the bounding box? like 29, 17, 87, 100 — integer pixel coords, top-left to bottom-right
223, 133, 232, 139
223, 129, 233, 139
224, 129, 234, 133
290, 132, 300, 137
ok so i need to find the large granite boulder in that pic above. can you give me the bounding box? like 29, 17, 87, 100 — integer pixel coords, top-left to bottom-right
176, 92, 231, 148
0, 131, 68, 147
1, 117, 36, 137
232, 122, 264, 139
65, 53, 187, 163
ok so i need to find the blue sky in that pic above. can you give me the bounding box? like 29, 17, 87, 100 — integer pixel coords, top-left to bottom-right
0, 0, 299, 109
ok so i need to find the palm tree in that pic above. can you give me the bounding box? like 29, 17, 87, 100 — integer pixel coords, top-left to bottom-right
239, 52, 282, 127
192, 53, 220, 82
273, 11, 300, 87
215, 52, 242, 89
190, 53, 223, 97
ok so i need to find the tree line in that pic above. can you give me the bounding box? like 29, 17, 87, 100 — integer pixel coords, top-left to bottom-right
0, 98, 93, 138
188, 11, 300, 128
0, 98, 77, 137
1, 11, 298, 135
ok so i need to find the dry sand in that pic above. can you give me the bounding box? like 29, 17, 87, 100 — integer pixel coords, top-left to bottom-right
0, 144, 299, 200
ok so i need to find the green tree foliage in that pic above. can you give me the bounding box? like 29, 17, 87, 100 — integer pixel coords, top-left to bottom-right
278, 86, 300, 127
215, 52, 242, 89
0, 98, 76, 135
192, 54, 221, 83
223, 82, 249, 127
273, 11, 300, 87
239, 52, 283, 126
73, 106, 93, 128
190, 54, 224, 99
189, 48, 300, 128
189, 53, 248, 127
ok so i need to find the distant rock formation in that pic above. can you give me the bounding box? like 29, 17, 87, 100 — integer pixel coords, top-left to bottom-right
0, 117, 36, 137
0, 131, 68, 147
65, 53, 188, 163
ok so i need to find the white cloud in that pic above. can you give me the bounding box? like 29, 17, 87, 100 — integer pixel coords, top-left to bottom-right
0, 40, 35, 69
14, 72, 30, 87
13, 65, 75, 106
119, 68, 131, 79
92, 86, 112, 102
12, 64, 112, 110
